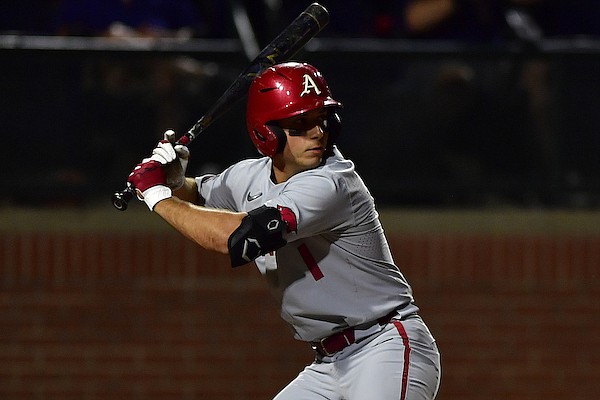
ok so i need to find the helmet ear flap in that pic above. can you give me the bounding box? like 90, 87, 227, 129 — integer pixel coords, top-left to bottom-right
326, 110, 342, 139
325, 110, 342, 154
266, 124, 287, 154
251, 124, 287, 156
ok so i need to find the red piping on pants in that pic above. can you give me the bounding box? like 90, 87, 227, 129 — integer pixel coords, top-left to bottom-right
393, 321, 411, 400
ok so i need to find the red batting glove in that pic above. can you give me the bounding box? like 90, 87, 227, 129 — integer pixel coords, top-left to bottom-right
128, 159, 165, 192
128, 159, 172, 210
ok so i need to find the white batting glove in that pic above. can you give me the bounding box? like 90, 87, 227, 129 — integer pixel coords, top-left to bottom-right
139, 185, 172, 211
151, 130, 190, 190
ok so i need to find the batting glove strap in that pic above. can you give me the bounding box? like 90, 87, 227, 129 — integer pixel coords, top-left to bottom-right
138, 185, 172, 211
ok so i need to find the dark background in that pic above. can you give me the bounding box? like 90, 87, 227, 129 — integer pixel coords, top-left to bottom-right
1, 0, 600, 209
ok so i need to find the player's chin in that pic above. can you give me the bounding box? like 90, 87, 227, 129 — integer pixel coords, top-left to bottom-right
303, 151, 324, 167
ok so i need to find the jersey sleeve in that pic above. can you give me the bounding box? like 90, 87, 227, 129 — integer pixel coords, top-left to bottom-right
265, 171, 357, 241
194, 158, 266, 211
194, 164, 245, 211
195, 174, 234, 210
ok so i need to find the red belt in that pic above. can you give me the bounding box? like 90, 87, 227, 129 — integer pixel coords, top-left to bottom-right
310, 311, 399, 357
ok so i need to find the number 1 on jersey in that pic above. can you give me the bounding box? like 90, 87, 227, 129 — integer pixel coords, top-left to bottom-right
297, 243, 324, 281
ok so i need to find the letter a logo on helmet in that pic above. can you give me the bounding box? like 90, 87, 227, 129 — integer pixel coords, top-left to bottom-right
300, 74, 322, 97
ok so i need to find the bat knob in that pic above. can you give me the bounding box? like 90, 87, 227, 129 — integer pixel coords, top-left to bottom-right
112, 186, 135, 211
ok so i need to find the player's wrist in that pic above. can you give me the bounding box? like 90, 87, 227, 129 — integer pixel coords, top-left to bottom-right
137, 185, 172, 211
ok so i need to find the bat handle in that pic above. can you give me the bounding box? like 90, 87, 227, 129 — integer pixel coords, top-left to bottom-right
112, 183, 135, 211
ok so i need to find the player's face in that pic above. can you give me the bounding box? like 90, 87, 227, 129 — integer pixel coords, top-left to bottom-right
274, 109, 329, 180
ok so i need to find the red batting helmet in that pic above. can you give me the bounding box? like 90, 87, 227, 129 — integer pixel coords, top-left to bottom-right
246, 62, 343, 157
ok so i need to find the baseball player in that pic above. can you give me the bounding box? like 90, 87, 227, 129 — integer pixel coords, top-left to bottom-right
128, 62, 441, 399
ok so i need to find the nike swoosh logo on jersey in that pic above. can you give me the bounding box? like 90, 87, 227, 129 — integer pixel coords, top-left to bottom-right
246, 191, 263, 202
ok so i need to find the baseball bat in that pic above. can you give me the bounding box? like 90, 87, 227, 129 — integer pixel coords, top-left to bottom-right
112, 2, 330, 211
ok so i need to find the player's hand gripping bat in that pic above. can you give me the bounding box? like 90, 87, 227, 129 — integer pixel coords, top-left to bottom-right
112, 3, 330, 211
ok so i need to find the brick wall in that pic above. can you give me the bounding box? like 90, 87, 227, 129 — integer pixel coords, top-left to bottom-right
1, 209, 599, 400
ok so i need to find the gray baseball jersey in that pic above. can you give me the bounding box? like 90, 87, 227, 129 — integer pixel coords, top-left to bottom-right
196, 146, 419, 342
